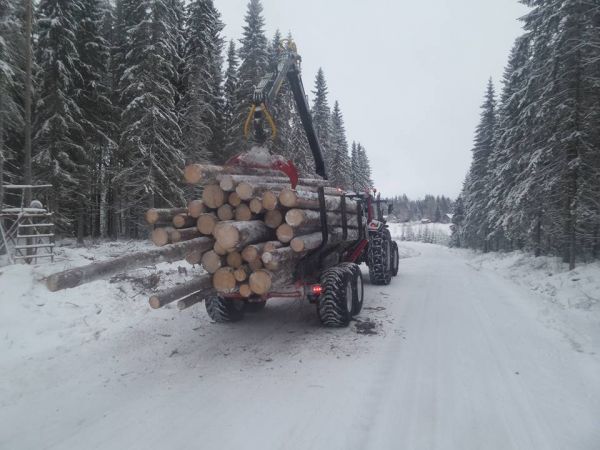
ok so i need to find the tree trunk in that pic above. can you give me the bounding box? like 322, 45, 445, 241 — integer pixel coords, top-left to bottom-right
219, 174, 330, 191
278, 189, 358, 211
47, 237, 214, 292
213, 220, 275, 251
184, 164, 285, 185
146, 208, 187, 225
289, 228, 359, 252
149, 275, 213, 309
285, 208, 360, 228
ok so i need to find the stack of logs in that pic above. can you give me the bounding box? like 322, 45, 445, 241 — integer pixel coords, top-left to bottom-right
146, 164, 361, 310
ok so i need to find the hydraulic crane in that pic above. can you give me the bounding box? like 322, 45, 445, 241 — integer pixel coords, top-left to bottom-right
226, 40, 328, 188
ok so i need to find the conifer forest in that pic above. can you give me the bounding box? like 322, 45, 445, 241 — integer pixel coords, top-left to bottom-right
453, 1, 600, 268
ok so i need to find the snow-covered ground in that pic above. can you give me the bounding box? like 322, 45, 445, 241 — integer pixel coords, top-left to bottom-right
1, 241, 599, 449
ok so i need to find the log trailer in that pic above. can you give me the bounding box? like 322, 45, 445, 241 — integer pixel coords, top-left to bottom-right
203, 40, 400, 327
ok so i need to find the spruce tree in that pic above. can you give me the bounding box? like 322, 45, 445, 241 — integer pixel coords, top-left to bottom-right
234, 0, 268, 149
0, 0, 23, 190
33, 0, 86, 233
311, 68, 332, 171
222, 39, 240, 163
179, 0, 224, 163
116, 0, 185, 236
329, 101, 351, 189
75, 0, 116, 238
460, 79, 496, 251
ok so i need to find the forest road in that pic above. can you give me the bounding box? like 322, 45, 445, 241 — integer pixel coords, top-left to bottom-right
1, 243, 599, 450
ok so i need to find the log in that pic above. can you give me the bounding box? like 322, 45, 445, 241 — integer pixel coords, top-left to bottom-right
213, 220, 275, 251
236, 182, 285, 201
184, 164, 285, 185
228, 192, 242, 207
185, 248, 204, 265
261, 246, 305, 271
171, 227, 202, 243
290, 228, 360, 252
151, 227, 175, 247
46, 237, 214, 292
264, 209, 284, 229
217, 204, 235, 221
197, 213, 218, 235
248, 258, 264, 271
262, 191, 279, 211
249, 269, 295, 295
233, 265, 250, 282
213, 267, 237, 293
213, 241, 228, 256
177, 291, 207, 310
241, 241, 282, 263
278, 188, 358, 211
276, 223, 319, 244
173, 213, 197, 229
239, 284, 253, 298
149, 275, 213, 309
285, 208, 360, 229
145, 208, 187, 225
234, 203, 253, 221
187, 200, 205, 218
201, 250, 226, 274
226, 251, 243, 269
249, 198, 264, 214
202, 184, 226, 209
219, 174, 331, 190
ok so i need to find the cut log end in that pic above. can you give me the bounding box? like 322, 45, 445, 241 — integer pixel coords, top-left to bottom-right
276, 224, 294, 244
151, 227, 173, 247
201, 251, 224, 274
226, 251, 243, 269
202, 184, 226, 209
249, 270, 272, 295
235, 204, 253, 221
228, 192, 242, 207
213, 267, 237, 293
264, 209, 284, 229
197, 213, 218, 235
217, 204, 234, 221
187, 200, 205, 218
262, 191, 278, 211
239, 284, 253, 298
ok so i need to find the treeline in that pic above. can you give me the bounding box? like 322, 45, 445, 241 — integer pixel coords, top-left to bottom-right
0, 0, 373, 241
453, 1, 600, 268
387, 195, 453, 223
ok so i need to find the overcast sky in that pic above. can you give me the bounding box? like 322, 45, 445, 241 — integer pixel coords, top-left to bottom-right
217, 0, 529, 199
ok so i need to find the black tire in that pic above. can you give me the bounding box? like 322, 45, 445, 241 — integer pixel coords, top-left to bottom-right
368, 230, 392, 285
205, 295, 245, 323
317, 265, 354, 327
244, 301, 267, 313
391, 241, 400, 277
338, 262, 364, 315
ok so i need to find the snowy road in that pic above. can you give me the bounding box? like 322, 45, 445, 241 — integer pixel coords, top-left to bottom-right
1, 242, 599, 450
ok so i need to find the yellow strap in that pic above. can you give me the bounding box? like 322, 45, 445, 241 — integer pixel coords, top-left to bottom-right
262, 103, 278, 141
243, 104, 256, 139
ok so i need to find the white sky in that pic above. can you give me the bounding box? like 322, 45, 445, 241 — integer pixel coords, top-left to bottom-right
217, 0, 529, 198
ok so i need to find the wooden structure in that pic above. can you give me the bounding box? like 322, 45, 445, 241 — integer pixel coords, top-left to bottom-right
0, 185, 55, 264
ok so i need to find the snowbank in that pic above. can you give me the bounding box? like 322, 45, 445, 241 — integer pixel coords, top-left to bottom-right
462, 249, 600, 354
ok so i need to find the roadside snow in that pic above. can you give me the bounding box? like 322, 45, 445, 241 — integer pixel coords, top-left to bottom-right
462, 249, 600, 356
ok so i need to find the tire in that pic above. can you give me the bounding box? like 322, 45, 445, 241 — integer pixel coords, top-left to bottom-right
317, 265, 354, 327
368, 230, 392, 285
338, 262, 364, 315
205, 295, 245, 323
391, 241, 400, 277
244, 301, 267, 313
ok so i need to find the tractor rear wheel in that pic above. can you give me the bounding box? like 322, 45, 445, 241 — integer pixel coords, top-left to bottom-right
391, 241, 400, 277
368, 230, 392, 286
317, 265, 354, 327
205, 295, 245, 323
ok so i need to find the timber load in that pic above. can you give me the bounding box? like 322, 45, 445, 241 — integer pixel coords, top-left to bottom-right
44, 162, 364, 312
145, 163, 364, 309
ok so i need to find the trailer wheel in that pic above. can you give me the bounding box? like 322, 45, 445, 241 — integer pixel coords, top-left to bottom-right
205, 295, 245, 323
317, 265, 353, 327
368, 230, 392, 286
391, 241, 400, 277
244, 301, 267, 313
338, 262, 364, 315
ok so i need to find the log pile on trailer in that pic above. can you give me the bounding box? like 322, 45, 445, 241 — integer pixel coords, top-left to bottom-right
144, 163, 364, 311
